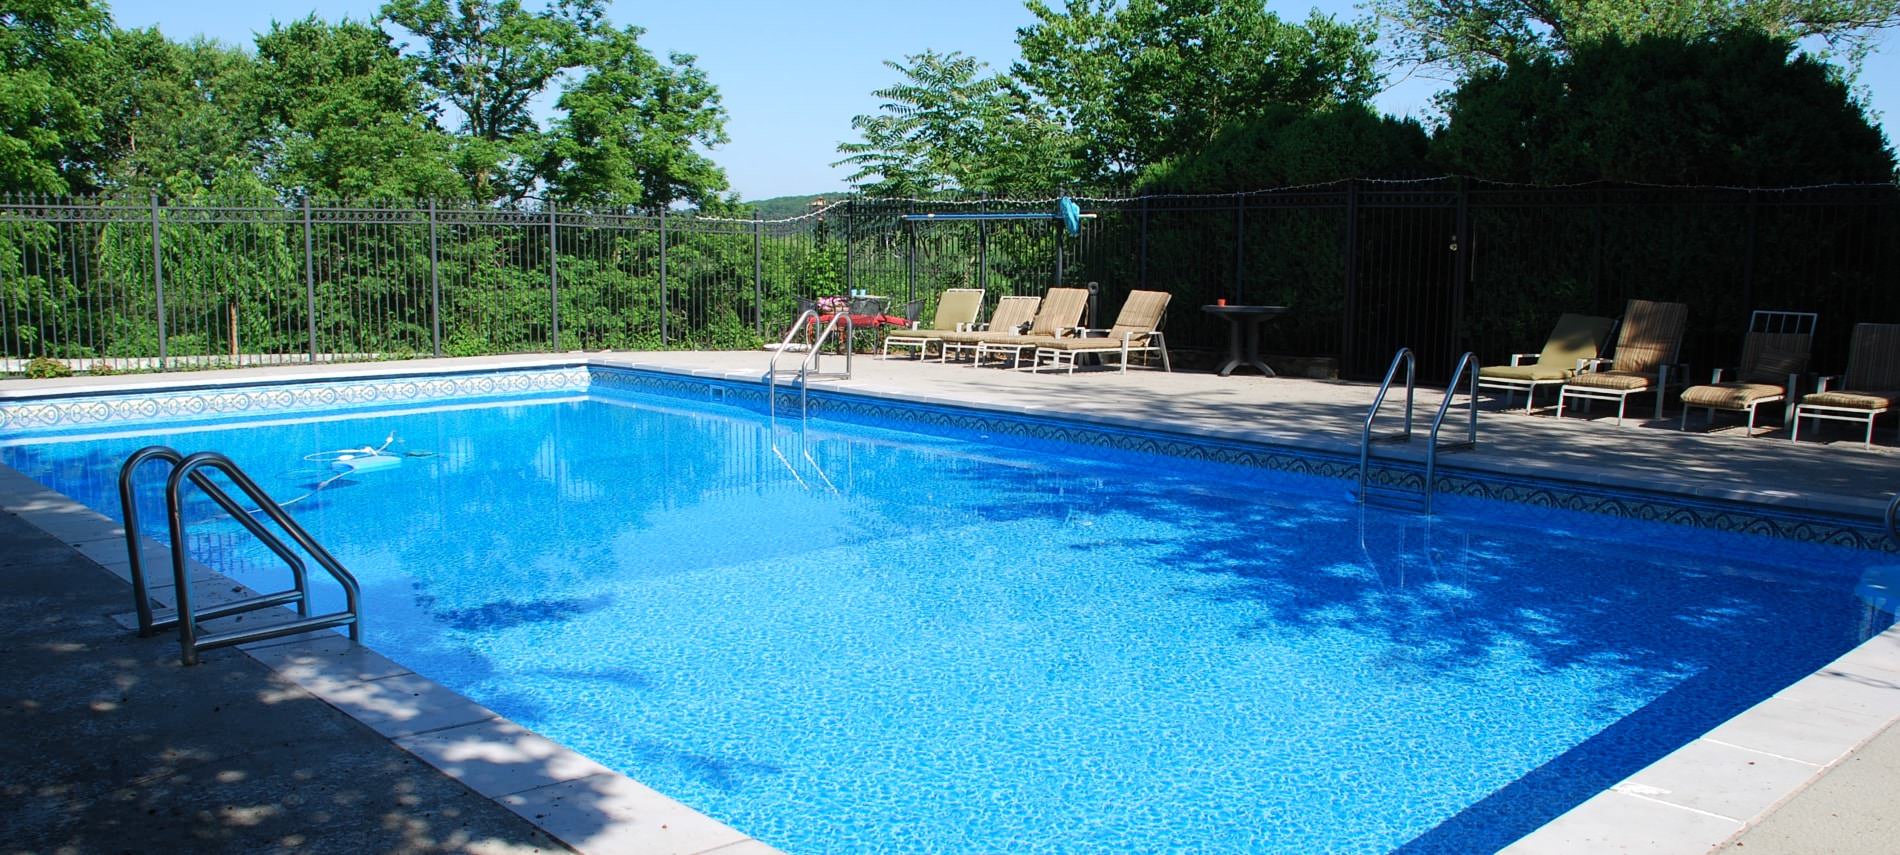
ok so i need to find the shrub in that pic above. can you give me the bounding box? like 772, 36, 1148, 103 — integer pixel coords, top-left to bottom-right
25, 357, 74, 379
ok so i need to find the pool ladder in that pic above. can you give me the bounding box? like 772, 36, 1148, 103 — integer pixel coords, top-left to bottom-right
766, 308, 855, 424
1358, 348, 1480, 514
118, 446, 362, 666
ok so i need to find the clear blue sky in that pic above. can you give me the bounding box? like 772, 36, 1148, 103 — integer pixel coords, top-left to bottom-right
111, 0, 1899, 200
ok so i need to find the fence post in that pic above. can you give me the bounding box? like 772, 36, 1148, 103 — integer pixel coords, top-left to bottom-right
658, 208, 668, 345
151, 194, 167, 370
428, 199, 442, 357
1234, 193, 1246, 303
1341, 179, 1359, 376
1742, 189, 1758, 314
1451, 177, 1471, 358
753, 217, 764, 336
1137, 196, 1149, 292
302, 196, 317, 362
905, 217, 916, 304
548, 202, 560, 352
978, 197, 990, 292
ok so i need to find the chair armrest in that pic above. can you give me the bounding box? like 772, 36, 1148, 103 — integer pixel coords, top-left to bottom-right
1815, 374, 1839, 392
1510, 353, 1538, 366
1709, 366, 1735, 383
1577, 358, 1612, 373
1077, 327, 1112, 338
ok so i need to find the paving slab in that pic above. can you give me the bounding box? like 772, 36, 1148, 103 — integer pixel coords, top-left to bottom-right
0, 509, 567, 854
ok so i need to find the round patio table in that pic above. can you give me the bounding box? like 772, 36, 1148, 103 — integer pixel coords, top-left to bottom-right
1201, 305, 1288, 376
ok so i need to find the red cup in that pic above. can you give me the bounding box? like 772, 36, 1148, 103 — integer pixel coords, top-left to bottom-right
1217, 298, 1227, 306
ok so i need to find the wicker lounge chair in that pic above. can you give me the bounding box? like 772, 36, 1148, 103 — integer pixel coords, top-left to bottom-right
972, 288, 1091, 368
1031, 290, 1173, 373
1476, 313, 1615, 412
955, 288, 1091, 368
1679, 310, 1817, 436
933, 295, 1042, 362
881, 288, 985, 360
1556, 299, 1689, 425
1791, 322, 1900, 448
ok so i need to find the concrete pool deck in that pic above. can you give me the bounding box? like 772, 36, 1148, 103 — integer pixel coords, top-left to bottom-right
2, 350, 1899, 853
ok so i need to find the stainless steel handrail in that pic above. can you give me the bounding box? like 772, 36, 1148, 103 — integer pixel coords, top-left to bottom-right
1886, 492, 1899, 544
766, 308, 821, 423
119, 446, 312, 636
797, 312, 855, 419
1358, 348, 1416, 499
1422, 351, 1481, 514
165, 451, 362, 665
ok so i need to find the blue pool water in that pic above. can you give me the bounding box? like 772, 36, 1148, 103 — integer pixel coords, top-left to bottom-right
3, 381, 1891, 853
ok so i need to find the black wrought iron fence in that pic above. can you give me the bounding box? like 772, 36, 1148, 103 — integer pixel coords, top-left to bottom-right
5, 183, 1897, 383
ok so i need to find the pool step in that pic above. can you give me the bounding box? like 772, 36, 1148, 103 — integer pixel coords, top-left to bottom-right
1358, 483, 1429, 512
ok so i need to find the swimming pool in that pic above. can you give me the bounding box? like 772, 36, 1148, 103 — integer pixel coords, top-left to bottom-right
2, 370, 1891, 853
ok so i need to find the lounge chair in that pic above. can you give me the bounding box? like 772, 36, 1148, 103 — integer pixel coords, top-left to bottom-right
881, 288, 984, 360
1476, 313, 1615, 412
1679, 310, 1817, 436
970, 288, 1092, 368
1557, 299, 1689, 425
933, 295, 1042, 362
1791, 322, 1900, 448
1032, 290, 1173, 373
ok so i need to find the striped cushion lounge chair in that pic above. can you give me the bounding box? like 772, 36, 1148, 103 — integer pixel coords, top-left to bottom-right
1476, 313, 1615, 412
881, 288, 985, 360
1679, 310, 1817, 436
1791, 322, 1900, 449
954, 288, 1091, 368
1557, 299, 1689, 425
1032, 290, 1173, 373
932, 295, 1042, 362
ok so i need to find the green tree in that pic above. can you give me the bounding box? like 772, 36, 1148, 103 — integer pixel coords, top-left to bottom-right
1432, 30, 1896, 184
540, 25, 729, 210
1014, 0, 1381, 181
0, 0, 112, 193
1141, 104, 1432, 191
91, 29, 261, 195
253, 17, 462, 200
1372, 0, 1900, 76
379, 0, 606, 201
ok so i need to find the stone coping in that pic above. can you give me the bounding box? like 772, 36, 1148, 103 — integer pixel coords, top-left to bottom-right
2, 353, 1897, 853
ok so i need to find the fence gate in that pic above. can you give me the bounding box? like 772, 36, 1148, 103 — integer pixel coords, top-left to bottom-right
1344, 184, 1468, 383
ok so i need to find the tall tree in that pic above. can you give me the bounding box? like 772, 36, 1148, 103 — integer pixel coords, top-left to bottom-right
91, 29, 261, 195
540, 25, 729, 210
1432, 30, 1895, 185
379, 0, 606, 200
1014, 0, 1380, 180
253, 17, 462, 200
1372, 0, 1900, 77
0, 0, 112, 194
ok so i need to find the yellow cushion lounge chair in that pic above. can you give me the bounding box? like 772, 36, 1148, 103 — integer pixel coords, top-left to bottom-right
1679, 310, 1816, 436
964, 288, 1091, 368
932, 295, 1042, 362
1792, 322, 1900, 448
1557, 299, 1689, 425
1032, 290, 1174, 373
881, 288, 985, 360
1476, 313, 1615, 412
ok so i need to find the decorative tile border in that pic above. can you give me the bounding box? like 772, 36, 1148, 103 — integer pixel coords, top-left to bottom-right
587, 366, 1895, 552
0, 366, 589, 433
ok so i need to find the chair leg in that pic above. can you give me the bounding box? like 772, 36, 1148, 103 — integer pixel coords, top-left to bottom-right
1556, 391, 1568, 420
1791, 408, 1804, 442
1615, 395, 1627, 426
1746, 405, 1758, 436
1680, 405, 1689, 430
1865, 415, 1875, 449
